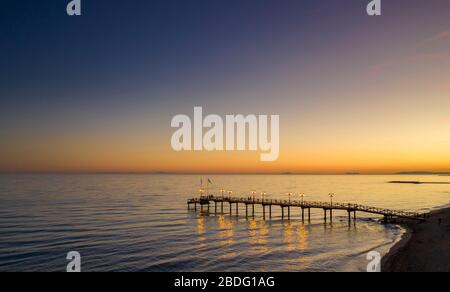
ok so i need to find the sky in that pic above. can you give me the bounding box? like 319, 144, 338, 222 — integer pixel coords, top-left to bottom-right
1, 0, 450, 174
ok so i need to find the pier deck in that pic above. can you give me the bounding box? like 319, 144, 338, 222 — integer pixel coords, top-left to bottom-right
187, 195, 426, 223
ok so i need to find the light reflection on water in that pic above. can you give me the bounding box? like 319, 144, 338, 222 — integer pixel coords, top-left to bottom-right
0, 174, 448, 272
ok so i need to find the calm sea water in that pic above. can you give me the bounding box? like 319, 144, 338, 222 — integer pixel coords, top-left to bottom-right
0, 174, 449, 272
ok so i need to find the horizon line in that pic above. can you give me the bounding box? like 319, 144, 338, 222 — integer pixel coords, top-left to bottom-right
1, 171, 449, 175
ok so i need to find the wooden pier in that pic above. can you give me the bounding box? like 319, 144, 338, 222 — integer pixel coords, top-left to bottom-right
187, 195, 426, 223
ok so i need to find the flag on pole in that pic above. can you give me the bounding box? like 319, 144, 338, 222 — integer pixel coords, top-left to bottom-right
199, 178, 204, 196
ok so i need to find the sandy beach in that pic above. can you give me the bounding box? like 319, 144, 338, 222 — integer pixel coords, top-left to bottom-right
383, 206, 450, 272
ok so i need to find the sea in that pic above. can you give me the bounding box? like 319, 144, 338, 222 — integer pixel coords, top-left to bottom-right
0, 174, 449, 272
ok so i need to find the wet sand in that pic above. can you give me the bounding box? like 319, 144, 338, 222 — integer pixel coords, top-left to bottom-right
382, 206, 450, 272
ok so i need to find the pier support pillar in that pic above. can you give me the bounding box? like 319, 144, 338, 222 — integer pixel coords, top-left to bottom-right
324, 209, 327, 222
215, 202, 217, 214
269, 205, 272, 219
301, 208, 305, 223
354, 211, 357, 221
229, 203, 232, 216
252, 204, 255, 217
288, 207, 291, 220
246, 205, 248, 218
221, 202, 224, 213
263, 205, 266, 220
236, 203, 238, 216
330, 209, 333, 222
282, 207, 284, 220
308, 208, 311, 222
348, 210, 351, 224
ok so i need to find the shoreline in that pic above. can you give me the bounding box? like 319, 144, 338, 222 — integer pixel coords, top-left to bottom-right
382, 205, 450, 272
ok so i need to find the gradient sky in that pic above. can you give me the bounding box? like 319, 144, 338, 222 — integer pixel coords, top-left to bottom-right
1, 0, 450, 173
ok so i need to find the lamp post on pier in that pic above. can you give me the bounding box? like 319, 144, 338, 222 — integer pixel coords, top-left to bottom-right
299, 193, 306, 222
329, 193, 334, 207
251, 190, 257, 202
261, 192, 267, 219
329, 193, 335, 222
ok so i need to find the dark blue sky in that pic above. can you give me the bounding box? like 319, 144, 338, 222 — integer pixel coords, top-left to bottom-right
2, 0, 448, 108
1, 0, 375, 105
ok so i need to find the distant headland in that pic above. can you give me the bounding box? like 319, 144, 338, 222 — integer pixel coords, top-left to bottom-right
396, 172, 450, 175
389, 181, 450, 185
